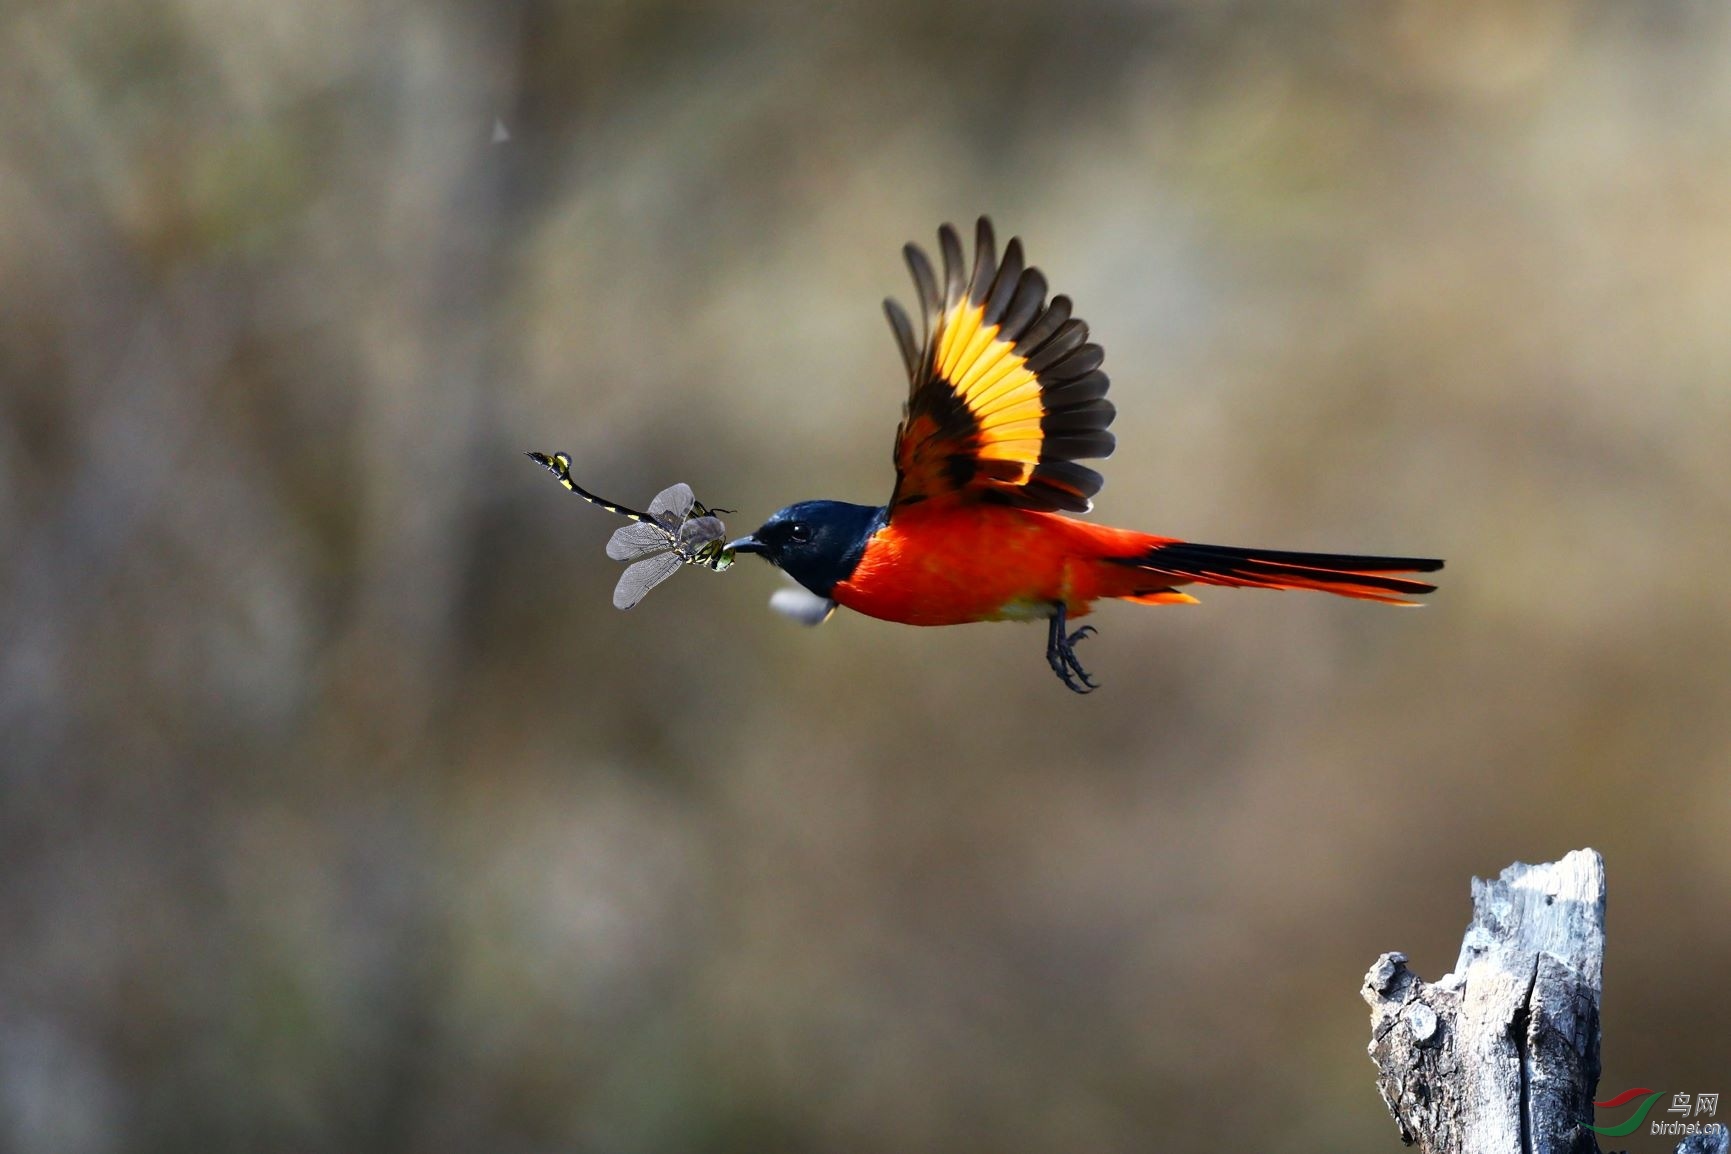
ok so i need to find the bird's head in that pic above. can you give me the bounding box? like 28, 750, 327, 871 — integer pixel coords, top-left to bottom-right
727, 500, 884, 597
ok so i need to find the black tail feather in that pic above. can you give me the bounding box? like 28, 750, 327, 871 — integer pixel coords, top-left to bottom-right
1127, 542, 1443, 603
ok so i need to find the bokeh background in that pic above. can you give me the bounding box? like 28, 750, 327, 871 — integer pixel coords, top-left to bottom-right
3, 1, 1728, 1151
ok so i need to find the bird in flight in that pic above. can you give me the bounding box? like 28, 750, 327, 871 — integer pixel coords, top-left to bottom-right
727, 219, 1442, 692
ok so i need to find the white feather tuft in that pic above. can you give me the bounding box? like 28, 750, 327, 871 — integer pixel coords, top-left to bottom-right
769, 585, 837, 627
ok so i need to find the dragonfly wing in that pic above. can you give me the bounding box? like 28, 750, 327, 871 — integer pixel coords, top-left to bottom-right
648, 483, 696, 525
678, 515, 727, 557
613, 551, 684, 609
607, 521, 673, 561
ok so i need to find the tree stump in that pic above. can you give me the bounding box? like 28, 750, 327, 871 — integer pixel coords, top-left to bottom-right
1362, 849, 1725, 1154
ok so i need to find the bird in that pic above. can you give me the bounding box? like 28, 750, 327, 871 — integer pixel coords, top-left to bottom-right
726, 218, 1442, 692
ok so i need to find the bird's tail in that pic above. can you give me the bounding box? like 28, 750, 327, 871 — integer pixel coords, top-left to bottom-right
1117, 541, 1444, 605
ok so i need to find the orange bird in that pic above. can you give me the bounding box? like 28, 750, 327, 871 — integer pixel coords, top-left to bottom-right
727, 219, 1442, 692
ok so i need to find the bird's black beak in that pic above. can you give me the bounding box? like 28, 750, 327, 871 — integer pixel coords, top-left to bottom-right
726, 535, 768, 555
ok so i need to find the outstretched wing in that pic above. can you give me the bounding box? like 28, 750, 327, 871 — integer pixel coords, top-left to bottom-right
648, 483, 696, 528
884, 218, 1115, 515
607, 521, 674, 562
678, 514, 726, 553
613, 551, 684, 609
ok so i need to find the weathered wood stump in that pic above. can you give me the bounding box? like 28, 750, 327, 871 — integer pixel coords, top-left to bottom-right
1362, 849, 1725, 1154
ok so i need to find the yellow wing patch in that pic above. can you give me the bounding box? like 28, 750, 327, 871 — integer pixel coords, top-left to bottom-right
885, 218, 1114, 515
937, 307, 1044, 484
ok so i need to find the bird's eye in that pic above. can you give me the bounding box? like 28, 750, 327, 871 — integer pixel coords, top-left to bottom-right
788, 522, 812, 543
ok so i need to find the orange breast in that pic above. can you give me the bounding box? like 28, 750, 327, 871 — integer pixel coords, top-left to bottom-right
831, 500, 1171, 627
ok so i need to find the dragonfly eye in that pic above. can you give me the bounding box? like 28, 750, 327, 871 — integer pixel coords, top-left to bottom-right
788, 522, 812, 543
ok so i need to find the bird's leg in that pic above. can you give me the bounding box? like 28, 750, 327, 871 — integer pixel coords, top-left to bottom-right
1045, 603, 1099, 694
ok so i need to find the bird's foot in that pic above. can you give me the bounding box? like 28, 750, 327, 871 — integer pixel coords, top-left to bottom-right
1045, 607, 1099, 694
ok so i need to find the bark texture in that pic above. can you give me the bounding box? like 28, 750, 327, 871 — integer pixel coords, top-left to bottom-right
1364, 850, 1606, 1154
1364, 850, 1726, 1154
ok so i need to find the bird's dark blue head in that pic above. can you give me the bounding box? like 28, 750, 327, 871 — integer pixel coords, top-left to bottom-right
727, 500, 886, 597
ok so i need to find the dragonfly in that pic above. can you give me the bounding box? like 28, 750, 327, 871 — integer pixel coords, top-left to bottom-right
527, 451, 735, 608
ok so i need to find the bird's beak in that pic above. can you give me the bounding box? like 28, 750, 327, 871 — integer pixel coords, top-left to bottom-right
726, 535, 768, 555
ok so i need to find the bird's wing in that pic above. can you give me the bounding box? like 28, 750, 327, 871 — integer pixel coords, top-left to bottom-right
884, 217, 1115, 517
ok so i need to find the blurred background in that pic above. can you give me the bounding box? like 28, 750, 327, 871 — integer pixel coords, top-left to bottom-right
3, 1, 1728, 1150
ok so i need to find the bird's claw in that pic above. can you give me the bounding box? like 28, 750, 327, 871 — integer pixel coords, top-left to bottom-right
1045, 609, 1100, 694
